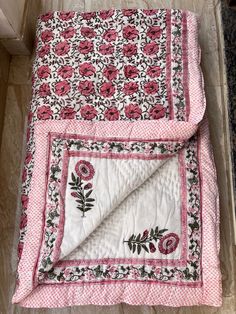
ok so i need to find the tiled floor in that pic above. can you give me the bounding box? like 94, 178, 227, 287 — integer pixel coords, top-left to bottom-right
0, 0, 235, 313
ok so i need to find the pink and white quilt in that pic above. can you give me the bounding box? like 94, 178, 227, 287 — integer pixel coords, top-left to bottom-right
12, 8, 222, 308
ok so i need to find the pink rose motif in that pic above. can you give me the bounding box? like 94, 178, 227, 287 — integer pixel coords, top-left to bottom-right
141, 229, 149, 240
78, 80, 95, 96
58, 66, 74, 79
78, 40, 94, 54
143, 9, 158, 15
64, 268, 72, 277
149, 242, 156, 253
99, 9, 114, 20
25, 152, 32, 164
143, 42, 159, 55
71, 192, 78, 198
27, 112, 33, 124
100, 82, 116, 98
32, 74, 35, 86
123, 44, 137, 57
176, 272, 184, 280
55, 81, 71, 96
37, 105, 53, 119
124, 104, 142, 119
55, 41, 70, 56
144, 81, 158, 94
41, 29, 54, 43
61, 27, 76, 39
22, 168, 27, 182
79, 62, 96, 77
37, 66, 51, 79
122, 9, 137, 16
75, 160, 95, 181
20, 213, 27, 229
104, 107, 120, 121
123, 82, 138, 95
39, 83, 51, 97
84, 183, 92, 190
21, 194, 29, 209
123, 25, 139, 40
86, 270, 96, 280
59, 12, 75, 21
131, 269, 140, 279
48, 226, 57, 233
103, 29, 117, 42
25, 128, 30, 141
147, 66, 161, 78
147, 26, 162, 40
41, 12, 53, 22
149, 104, 166, 119
60, 107, 76, 119
81, 12, 96, 20
98, 44, 114, 55
124, 65, 139, 79
189, 207, 197, 214
158, 233, 179, 255
81, 26, 96, 38
80, 105, 97, 120
18, 242, 24, 259
103, 65, 118, 80
154, 268, 161, 275
38, 44, 50, 58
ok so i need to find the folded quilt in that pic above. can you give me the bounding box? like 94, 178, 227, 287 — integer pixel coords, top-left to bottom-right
12, 9, 222, 308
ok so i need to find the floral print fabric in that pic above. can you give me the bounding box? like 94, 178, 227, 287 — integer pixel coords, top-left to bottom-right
32, 9, 189, 122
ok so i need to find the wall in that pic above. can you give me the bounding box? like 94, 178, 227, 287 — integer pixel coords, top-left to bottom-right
0, 42, 10, 147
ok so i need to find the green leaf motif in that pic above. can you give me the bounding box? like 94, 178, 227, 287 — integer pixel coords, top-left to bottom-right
69, 169, 95, 218
71, 172, 76, 182
124, 225, 168, 255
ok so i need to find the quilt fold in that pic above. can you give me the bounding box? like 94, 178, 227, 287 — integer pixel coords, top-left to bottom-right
12, 8, 221, 308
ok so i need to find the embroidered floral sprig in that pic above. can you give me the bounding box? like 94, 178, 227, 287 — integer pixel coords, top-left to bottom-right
69, 160, 95, 217
124, 226, 168, 255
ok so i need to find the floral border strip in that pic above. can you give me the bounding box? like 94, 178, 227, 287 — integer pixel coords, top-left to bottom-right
171, 10, 187, 121
37, 133, 201, 285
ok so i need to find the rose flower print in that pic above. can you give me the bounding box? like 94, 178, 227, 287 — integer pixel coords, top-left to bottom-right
78, 40, 94, 54
104, 107, 120, 121
78, 80, 95, 96
80, 105, 97, 120
124, 227, 179, 255
100, 82, 116, 98
103, 65, 118, 81
124, 104, 142, 119
70, 160, 95, 217
81, 26, 96, 38
149, 104, 166, 119
54, 81, 71, 96
79, 63, 96, 77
